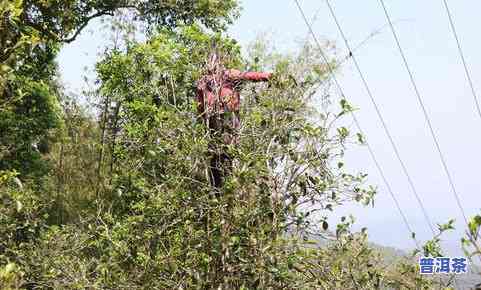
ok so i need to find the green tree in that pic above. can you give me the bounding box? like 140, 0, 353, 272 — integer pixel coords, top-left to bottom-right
0, 2, 446, 289
0, 0, 239, 179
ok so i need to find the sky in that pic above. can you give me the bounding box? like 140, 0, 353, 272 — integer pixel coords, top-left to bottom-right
57, 0, 481, 256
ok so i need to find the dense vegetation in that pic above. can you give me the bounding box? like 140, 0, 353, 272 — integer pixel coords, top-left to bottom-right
1, 0, 479, 289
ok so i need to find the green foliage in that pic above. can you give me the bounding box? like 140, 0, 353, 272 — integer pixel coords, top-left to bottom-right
0, 170, 50, 289
0, 170, 49, 249
1, 1, 64, 178
1, 0, 240, 180
0, 75, 61, 178
1, 0, 239, 65
0, 2, 443, 288
418, 219, 456, 258
461, 213, 481, 273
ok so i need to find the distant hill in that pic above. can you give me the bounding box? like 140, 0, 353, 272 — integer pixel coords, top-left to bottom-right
292, 229, 480, 289
369, 242, 480, 290
305, 233, 479, 289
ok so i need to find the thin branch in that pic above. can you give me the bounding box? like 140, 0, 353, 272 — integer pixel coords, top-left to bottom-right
62, 10, 115, 43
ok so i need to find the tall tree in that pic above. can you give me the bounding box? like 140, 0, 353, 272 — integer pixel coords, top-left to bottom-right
0, 0, 239, 178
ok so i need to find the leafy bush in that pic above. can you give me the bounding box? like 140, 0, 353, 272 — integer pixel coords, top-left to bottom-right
0, 1, 452, 289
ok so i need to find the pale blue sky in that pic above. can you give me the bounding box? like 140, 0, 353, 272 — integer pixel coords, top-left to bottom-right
58, 0, 481, 255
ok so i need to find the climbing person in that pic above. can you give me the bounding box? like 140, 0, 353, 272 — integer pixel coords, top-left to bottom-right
196, 51, 272, 188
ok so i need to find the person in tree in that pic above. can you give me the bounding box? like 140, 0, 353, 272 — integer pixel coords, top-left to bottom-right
196, 52, 272, 188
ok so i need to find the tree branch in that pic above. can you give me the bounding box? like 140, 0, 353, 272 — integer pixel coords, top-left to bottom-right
62, 10, 115, 43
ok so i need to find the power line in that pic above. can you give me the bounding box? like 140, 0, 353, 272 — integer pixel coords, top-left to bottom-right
324, 0, 435, 236
377, 0, 471, 238
440, 0, 481, 120
293, 0, 420, 249
440, 0, 481, 270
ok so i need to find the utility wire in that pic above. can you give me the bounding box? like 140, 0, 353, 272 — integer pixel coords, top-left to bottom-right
377, 0, 472, 240
440, 0, 481, 269
293, 0, 420, 249
325, 0, 435, 236
324, 5, 461, 288
440, 0, 481, 120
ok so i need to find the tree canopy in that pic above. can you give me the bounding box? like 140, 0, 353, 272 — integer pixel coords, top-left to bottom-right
0, 0, 475, 289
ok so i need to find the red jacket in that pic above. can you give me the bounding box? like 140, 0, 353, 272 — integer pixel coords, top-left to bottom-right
196, 69, 272, 117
